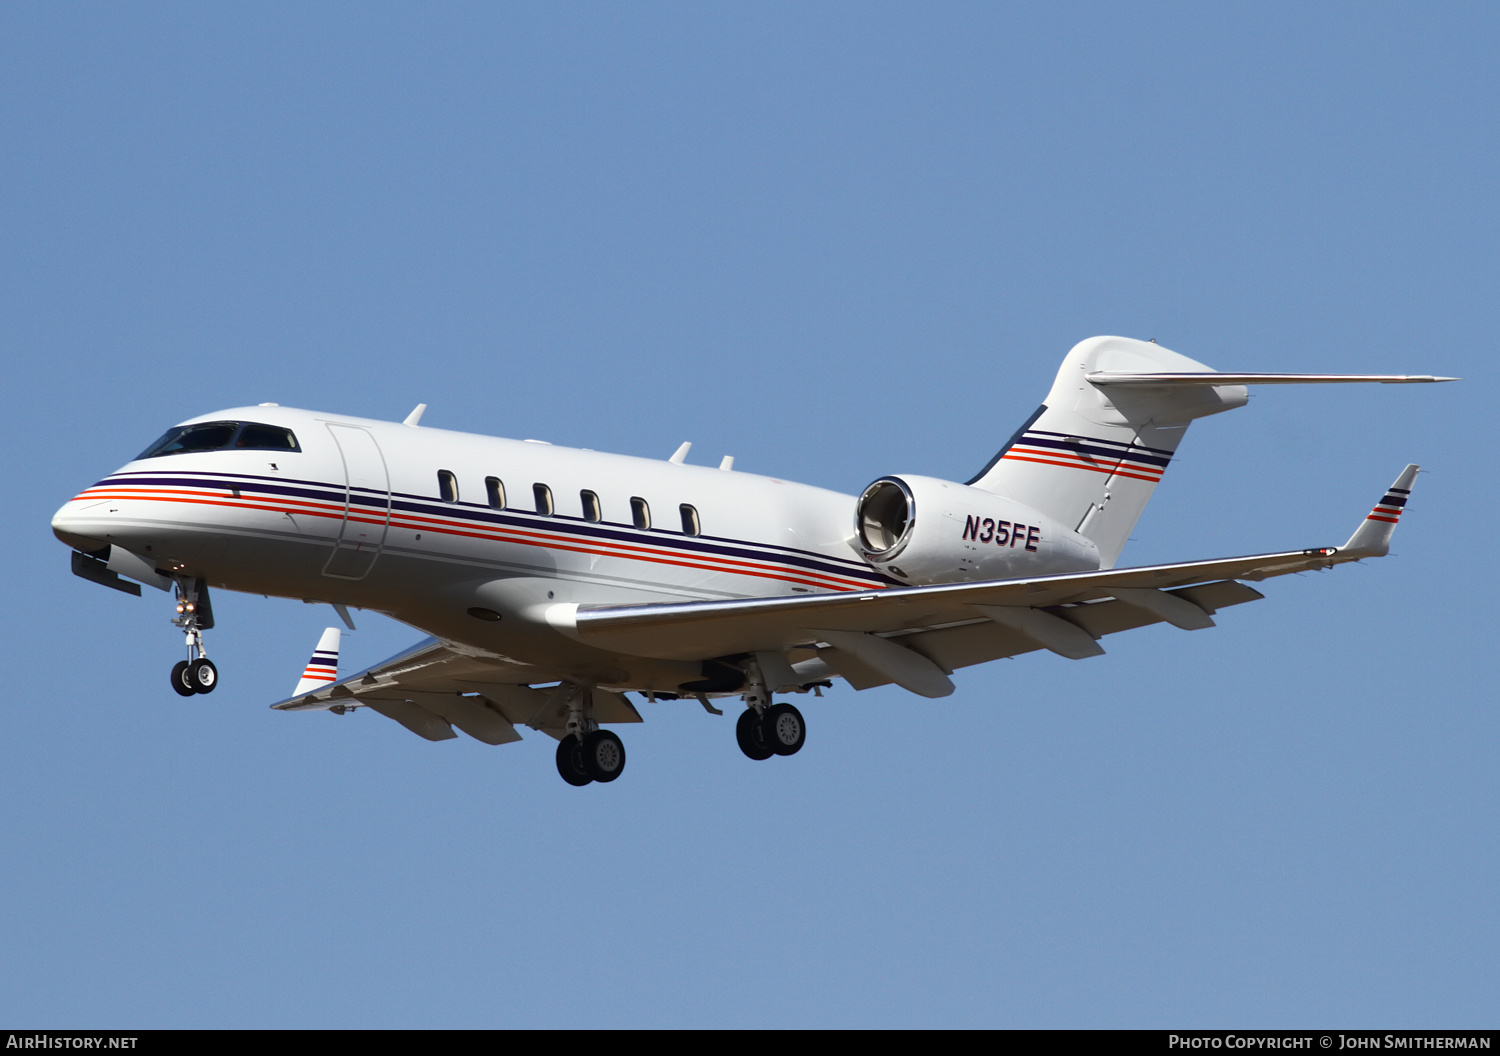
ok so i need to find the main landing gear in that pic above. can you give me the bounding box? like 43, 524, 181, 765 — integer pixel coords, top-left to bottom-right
555, 730, 626, 786
734, 659, 806, 761
168, 577, 217, 696
737, 702, 805, 760
554, 685, 627, 786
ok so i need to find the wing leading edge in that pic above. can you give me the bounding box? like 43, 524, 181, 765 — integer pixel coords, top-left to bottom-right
546, 465, 1421, 697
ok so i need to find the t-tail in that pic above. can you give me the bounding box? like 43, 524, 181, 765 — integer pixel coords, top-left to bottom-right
967, 336, 1454, 569
293, 628, 341, 697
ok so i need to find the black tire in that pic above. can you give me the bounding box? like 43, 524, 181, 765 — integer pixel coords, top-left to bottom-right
188, 658, 218, 694
555, 734, 592, 786
736, 708, 773, 761
763, 702, 806, 756
170, 660, 195, 697
582, 729, 626, 783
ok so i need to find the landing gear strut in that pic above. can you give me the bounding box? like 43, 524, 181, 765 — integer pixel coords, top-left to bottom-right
169, 577, 217, 695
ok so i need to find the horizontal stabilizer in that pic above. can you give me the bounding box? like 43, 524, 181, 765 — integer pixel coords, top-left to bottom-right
1086, 372, 1457, 386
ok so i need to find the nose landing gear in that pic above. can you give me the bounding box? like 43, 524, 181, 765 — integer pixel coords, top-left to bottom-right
169, 577, 218, 696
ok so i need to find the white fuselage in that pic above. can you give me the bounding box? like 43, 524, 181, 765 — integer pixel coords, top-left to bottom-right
52, 405, 1099, 692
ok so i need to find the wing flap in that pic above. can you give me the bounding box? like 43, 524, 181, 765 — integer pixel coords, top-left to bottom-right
364, 699, 459, 741
848, 580, 1266, 687
557, 547, 1340, 661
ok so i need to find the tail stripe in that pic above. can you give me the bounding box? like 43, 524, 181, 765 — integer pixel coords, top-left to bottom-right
1001, 430, 1172, 484
1024, 429, 1175, 462
1003, 449, 1164, 484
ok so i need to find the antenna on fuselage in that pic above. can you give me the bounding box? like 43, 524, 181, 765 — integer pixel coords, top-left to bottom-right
403, 404, 427, 427
668, 441, 692, 464
719, 455, 734, 471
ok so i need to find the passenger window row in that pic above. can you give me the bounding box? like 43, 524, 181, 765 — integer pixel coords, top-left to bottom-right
435, 471, 701, 536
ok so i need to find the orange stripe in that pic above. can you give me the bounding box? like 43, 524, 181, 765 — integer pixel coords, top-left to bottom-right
80, 486, 881, 589
1002, 451, 1164, 484
1006, 445, 1165, 473
78, 486, 857, 583
70, 488, 882, 593
379, 507, 868, 584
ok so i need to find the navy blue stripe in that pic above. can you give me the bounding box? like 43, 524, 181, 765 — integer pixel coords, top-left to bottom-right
1026, 429, 1175, 457
99, 470, 890, 586
1378, 494, 1407, 507
100, 469, 870, 569
1015, 433, 1173, 469
98, 473, 350, 507
384, 495, 883, 583
964, 404, 1047, 486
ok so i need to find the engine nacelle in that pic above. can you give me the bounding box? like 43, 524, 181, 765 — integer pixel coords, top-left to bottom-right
853, 474, 1101, 585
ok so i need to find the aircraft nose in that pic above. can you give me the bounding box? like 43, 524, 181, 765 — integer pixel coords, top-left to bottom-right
52, 499, 108, 552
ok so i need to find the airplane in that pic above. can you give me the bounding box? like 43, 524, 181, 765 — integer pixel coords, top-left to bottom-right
51, 336, 1453, 786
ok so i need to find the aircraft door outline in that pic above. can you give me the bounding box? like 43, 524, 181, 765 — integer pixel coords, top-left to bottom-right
321, 423, 392, 580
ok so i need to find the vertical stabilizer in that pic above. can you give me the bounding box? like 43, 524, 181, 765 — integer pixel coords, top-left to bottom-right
293, 628, 341, 697
968, 337, 1248, 568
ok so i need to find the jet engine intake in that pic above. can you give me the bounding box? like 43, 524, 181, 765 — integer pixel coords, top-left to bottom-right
852, 474, 1100, 584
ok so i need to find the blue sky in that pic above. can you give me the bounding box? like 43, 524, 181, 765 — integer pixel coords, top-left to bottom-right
1, 2, 1494, 1027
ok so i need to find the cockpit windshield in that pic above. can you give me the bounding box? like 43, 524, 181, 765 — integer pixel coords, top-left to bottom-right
137, 421, 300, 460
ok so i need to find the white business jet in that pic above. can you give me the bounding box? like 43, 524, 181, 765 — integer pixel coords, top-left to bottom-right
52, 336, 1451, 786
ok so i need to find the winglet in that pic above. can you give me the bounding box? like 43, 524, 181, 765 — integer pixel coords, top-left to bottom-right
1341, 465, 1419, 557
293, 628, 341, 696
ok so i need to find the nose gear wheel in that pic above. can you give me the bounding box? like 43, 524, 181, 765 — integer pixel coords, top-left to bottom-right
170, 661, 195, 697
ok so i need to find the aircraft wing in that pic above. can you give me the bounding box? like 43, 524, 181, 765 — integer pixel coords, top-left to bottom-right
550, 466, 1420, 698
270, 634, 642, 743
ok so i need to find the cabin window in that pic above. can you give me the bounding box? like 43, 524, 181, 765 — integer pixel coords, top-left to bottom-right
437, 470, 459, 503
533, 483, 554, 516
630, 497, 651, 530
679, 504, 701, 536
581, 490, 602, 522
485, 476, 506, 510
